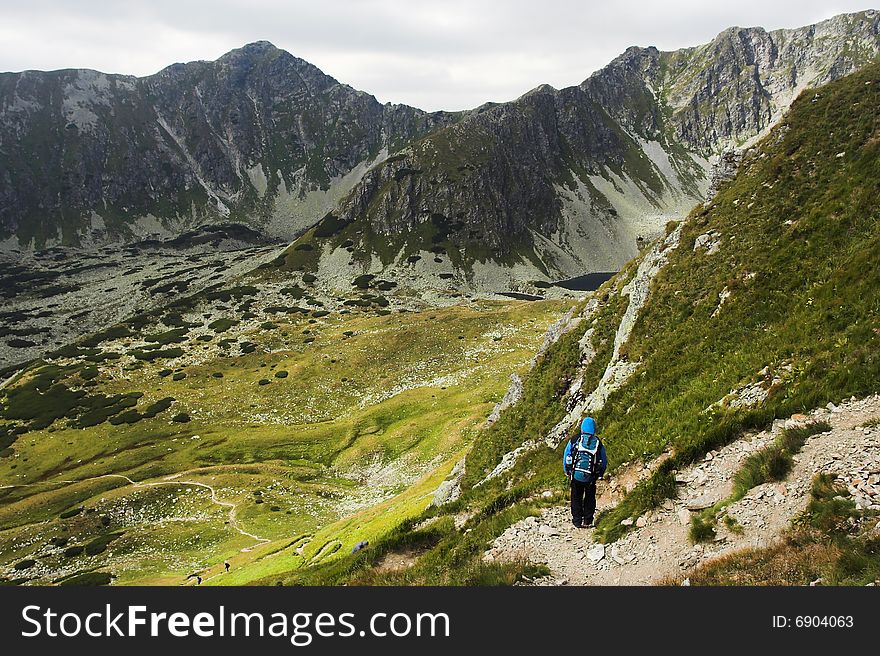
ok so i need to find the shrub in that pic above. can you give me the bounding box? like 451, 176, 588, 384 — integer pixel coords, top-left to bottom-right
144, 328, 188, 345
132, 347, 184, 361
84, 533, 123, 556
59, 571, 113, 586
142, 397, 174, 418
352, 274, 375, 289
209, 318, 239, 333
689, 515, 716, 543
732, 422, 830, 497
172, 413, 191, 423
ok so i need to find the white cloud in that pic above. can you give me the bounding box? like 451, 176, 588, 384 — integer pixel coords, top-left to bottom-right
0, 0, 874, 110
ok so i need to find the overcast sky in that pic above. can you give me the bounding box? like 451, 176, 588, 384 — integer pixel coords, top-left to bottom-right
0, 1, 875, 111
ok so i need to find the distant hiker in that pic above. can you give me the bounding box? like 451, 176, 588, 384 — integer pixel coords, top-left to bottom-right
351, 540, 369, 554
563, 417, 607, 528
224, 561, 230, 573
196, 575, 202, 585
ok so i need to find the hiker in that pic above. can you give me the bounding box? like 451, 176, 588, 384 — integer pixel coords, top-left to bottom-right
224, 561, 230, 573
563, 417, 607, 528
351, 540, 369, 554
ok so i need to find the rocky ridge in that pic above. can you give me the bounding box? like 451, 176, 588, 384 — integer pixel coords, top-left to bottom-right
3, 12, 879, 294
0, 42, 453, 249
310, 10, 880, 288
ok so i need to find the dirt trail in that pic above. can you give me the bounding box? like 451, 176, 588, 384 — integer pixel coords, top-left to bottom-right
485, 396, 880, 585
84, 474, 271, 550
2, 472, 270, 550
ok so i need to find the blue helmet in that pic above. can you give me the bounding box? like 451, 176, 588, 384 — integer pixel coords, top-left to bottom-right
581, 416, 596, 435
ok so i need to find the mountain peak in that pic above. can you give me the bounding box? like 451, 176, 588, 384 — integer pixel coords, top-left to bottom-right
218, 40, 284, 62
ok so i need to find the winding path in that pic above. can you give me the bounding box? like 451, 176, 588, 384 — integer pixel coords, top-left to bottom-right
3, 472, 270, 550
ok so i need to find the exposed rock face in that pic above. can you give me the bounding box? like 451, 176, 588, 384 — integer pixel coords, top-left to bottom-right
2, 11, 879, 284
663, 11, 880, 152
0, 41, 453, 248
332, 58, 707, 280
705, 151, 742, 200
319, 11, 880, 284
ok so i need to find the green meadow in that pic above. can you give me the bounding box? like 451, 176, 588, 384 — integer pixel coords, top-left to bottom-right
0, 298, 568, 585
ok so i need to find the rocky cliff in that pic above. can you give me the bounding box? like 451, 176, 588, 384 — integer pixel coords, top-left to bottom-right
0, 41, 454, 248
2, 11, 879, 290
304, 10, 879, 290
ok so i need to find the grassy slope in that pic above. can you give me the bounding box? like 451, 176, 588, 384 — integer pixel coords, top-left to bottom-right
0, 298, 567, 585
265, 63, 880, 585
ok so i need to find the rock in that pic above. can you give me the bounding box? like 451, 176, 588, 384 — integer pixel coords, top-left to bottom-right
636, 516, 647, 528
541, 490, 553, 498
686, 494, 718, 511
586, 544, 605, 563
620, 518, 634, 526
487, 374, 524, 426
539, 525, 558, 537
678, 509, 692, 526
431, 457, 466, 506
681, 578, 691, 586
691, 469, 709, 486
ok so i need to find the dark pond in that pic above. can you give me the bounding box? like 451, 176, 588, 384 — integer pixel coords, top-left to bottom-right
497, 292, 545, 301
554, 271, 617, 291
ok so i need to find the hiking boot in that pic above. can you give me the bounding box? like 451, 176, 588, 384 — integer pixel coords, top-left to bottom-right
572, 519, 582, 528
582, 518, 594, 528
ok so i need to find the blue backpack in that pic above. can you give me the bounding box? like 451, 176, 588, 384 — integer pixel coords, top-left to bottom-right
570, 434, 602, 483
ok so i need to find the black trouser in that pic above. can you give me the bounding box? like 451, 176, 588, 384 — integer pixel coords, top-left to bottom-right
570, 478, 597, 525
